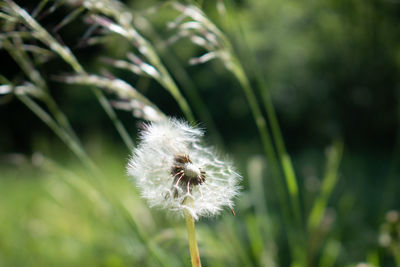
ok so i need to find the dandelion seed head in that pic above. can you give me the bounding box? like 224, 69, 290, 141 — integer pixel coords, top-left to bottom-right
127, 118, 241, 220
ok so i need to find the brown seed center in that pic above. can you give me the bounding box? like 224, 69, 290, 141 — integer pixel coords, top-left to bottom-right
170, 154, 206, 197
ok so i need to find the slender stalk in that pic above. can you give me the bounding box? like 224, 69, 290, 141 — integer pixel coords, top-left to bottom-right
229, 58, 291, 222
219, 0, 303, 226
2, 37, 80, 143
17, 94, 97, 172
185, 211, 201, 267
7, 0, 134, 150
92, 88, 135, 149
184, 199, 201, 267
132, 15, 223, 144
308, 141, 343, 232
229, 57, 305, 265
88, 13, 195, 122
159, 73, 195, 123
258, 76, 302, 225
390, 244, 400, 267
174, 1, 297, 224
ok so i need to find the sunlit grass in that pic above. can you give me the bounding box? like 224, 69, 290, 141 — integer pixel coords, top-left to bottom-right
0, 145, 267, 267
1, 0, 399, 266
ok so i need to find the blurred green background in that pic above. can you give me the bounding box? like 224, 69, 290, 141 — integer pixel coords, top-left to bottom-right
1, 0, 400, 266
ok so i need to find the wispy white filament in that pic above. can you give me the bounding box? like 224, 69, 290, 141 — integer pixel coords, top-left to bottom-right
127, 118, 241, 220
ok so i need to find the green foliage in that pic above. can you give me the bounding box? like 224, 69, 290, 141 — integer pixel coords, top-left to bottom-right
1, 0, 399, 266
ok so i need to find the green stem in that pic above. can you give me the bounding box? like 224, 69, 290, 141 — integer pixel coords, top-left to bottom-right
160, 74, 195, 123
220, 0, 303, 227
393, 245, 400, 267
3, 37, 81, 143
92, 88, 134, 150
230, 58, 305, 265
7, 0, 134, 150
229, 59, 291, 221
259, 77, 302, 225
131, 13, 221, 141
308, 141, 343, 232
17, 94, 97, 172
91, 11, 195, 123
184, 199, 201, 267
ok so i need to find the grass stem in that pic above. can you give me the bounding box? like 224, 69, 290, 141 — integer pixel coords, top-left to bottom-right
7, 0, 134, 150
17, 94, 97, 172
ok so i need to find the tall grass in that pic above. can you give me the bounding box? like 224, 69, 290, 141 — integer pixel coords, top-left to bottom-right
1, 1, 399, 267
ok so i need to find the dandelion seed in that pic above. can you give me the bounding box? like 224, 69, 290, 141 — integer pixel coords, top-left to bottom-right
127, 118, 241, 220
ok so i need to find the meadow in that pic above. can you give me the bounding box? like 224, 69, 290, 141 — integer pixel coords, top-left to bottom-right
1, 0, 399, 266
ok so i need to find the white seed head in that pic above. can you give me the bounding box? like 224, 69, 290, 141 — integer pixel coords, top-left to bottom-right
127, 118, 241, 220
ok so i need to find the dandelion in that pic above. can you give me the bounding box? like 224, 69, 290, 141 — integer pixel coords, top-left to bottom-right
127, 118, 241, 266
127, 117, 241, 219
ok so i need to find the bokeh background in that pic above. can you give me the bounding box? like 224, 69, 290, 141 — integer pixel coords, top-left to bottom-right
1, 0, 400, 266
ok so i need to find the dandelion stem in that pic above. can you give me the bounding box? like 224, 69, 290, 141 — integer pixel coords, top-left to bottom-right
184, 199, 201, 267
